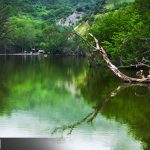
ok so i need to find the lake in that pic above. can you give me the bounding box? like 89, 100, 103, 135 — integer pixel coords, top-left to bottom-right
0, 56, 149, 150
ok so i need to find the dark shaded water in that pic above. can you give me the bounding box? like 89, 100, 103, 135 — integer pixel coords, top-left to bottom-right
0, 56, 149, 150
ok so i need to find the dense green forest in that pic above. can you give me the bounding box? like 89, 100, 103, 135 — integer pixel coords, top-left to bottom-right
0, 0, 99, 54
87, 0, 150, 65
0, 0, 149, 64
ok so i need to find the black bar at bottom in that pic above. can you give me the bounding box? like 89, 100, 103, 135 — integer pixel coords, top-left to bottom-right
0, 138, 61, 150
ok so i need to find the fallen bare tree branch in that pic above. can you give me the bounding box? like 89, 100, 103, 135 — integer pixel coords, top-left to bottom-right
89, 33, 150, 83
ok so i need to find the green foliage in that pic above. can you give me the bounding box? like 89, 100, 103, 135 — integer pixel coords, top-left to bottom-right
88, 4, 150, 64
6, 15, 86, 54
0, 0, 12, 47
7, 15, 46, 52
105, 0, 135, 10
0, 0, 98, 54
41, 5, 73, 22
135, 0, 150, 12
42, 25, 69, 53
2, 0, 149, 59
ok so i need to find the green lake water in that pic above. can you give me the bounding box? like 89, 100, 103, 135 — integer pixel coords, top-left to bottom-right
0, 56, 149, 150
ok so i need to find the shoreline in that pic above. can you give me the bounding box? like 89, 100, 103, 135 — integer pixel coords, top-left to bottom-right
0, 53, 86, 57
0, 53, 40, 56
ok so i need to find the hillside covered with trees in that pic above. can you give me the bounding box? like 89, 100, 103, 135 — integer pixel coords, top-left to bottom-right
0, 0, 99, 54
0, 0, 149, 66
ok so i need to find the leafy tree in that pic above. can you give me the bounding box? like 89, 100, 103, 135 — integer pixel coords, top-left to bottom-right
135, 0, 150, 12
0, 0, 12, 44
42, 25, 70, 53
8, 15, 46, 52
88, 4, 150, 64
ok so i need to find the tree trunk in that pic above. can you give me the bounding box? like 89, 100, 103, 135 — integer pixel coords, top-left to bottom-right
89, 33, 150, 83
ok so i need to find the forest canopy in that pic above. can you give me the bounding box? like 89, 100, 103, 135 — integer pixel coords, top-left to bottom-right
86, 0, 150, 65
0, 0, 149, 65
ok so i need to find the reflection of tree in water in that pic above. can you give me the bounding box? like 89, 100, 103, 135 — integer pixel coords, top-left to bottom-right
52, 68, 150, 150
0, 56, 87, 114
52, 83, 127, 134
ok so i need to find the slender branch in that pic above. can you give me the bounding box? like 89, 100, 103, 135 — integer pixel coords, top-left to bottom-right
72, 30, 97, 50
118, 63, 150, 69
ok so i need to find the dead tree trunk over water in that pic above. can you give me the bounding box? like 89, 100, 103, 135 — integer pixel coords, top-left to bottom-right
89, 33, 150, 83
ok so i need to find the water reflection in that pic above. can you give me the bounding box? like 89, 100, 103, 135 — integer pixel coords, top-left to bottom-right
0, 56, 149, 150
80, 68, 150, 150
